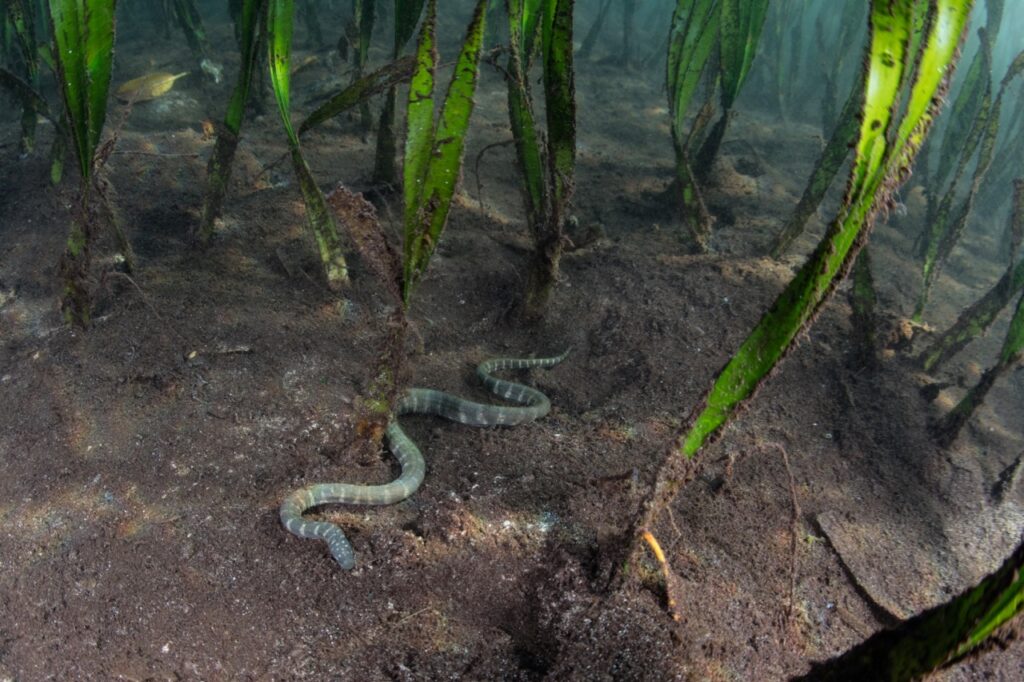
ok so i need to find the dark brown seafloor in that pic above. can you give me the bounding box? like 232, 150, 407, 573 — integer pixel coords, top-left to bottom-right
2, 13, 1023, 682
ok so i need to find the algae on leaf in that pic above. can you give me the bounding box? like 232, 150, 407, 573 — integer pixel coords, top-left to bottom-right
401, 0, 489, 305
626, 0, 976, 567
797, 532, 1024, 680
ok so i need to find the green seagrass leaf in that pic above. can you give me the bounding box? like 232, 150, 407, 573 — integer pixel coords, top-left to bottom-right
48, 0, 116, 180
299, 55, 417, 136
680, 0, 973, 459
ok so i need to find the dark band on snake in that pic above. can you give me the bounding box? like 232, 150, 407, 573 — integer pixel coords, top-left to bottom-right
280, 351, 568, 569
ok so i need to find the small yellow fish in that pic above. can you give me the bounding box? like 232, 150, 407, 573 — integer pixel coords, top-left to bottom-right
116, 72, 189, 102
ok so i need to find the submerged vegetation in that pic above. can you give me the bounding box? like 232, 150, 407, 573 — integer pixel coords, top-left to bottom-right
196, 0, 263, 244
3, 0, 1024, 676
666, 0, 768, 249
914, 5, 1024, 322
267, 0, 350, 288
665, 0, 717, 247
636, 0, 975, 524
503, 0, 577, 318
400, 0, 487, 303
798, 533, 1024, 680
45, 0, 133, 325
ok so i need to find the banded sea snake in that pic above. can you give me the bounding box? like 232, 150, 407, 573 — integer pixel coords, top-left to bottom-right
280, 351, 568, 569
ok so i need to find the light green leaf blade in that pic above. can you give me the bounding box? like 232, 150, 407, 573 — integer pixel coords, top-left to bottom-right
520, 0, 543, 59
403, 0, 437, 275
47, 0, 116, 178
267, 0, 297, 144
542, 0, 575, 208
223, 0, 264, 135
679, 0, 973, 458
267, 0, 348, 288
83, 0, 115, 156
418, 0, 488, 248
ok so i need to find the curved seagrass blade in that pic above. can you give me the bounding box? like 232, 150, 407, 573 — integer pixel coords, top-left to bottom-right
298, 55, 417, 136
667, 0, 719, 141
718, 0, 768, 111
665, 0, 720, 246
505, 0, 577, 319
631, 0, 976, 546
521, 0, 576, 317
46, 0, 121, 327
4, 0, 43, 155
680, 0, 971, 460
915, 45, 1024, 321
540, 0, 575, 226
267, 0, 349, 289
930, 1, 1005, 202
918, 180, 1024, 373
933, 286, 1024, 446
401, 0, 489, 303
507, 0, 546, 232
47, 0, 116, 181
401, 0, 438, 264
693, 0, 769, 180
797, 532, 1024, 680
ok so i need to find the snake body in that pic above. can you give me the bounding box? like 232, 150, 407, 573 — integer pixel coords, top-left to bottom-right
280, 351, 567, 569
